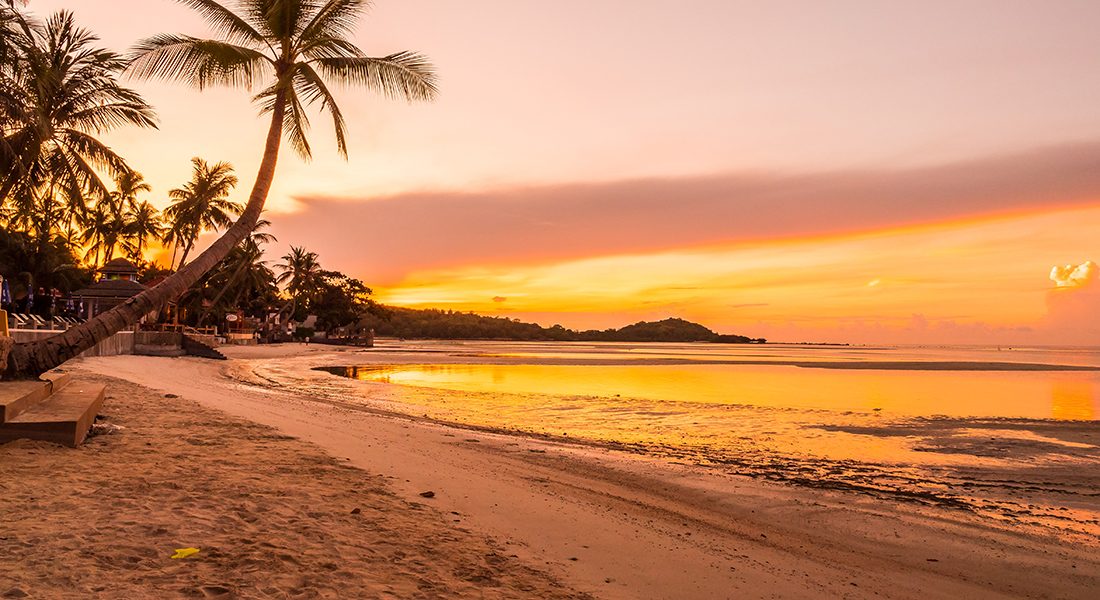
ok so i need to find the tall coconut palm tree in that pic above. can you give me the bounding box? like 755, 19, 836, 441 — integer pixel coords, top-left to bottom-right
110, 170, 152, 214
163, 157, 241, 268
0, 11, 156, 210
0, 3, 29, 170
196, 218, 276, 326
79, 199, 112, 266
276, 245, 320, 316
5, 0, 436, 378
123, 200, 166, 263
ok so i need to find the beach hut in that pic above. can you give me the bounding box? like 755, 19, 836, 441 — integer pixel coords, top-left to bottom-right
72, 259, 147, 319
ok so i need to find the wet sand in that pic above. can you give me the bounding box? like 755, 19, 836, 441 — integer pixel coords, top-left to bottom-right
20, 342, 1094, 599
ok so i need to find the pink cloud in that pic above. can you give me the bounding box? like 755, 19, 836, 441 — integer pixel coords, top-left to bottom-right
273, 141, 1100, 283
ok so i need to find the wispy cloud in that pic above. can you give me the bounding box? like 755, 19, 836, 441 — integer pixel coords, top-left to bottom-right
277, 141, 1100, 283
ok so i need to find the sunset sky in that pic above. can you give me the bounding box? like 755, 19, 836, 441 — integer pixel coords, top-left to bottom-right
30, 0, 1100, 344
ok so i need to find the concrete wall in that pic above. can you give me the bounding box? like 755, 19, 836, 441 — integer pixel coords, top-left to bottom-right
10, 329, 135, 358
225, 333, 256, 346
190, 334, 221, 348
134, 331, 182, 346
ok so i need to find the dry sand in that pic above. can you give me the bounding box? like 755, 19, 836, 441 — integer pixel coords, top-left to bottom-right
3, 343, 1098, 599
0, 374, 586, 599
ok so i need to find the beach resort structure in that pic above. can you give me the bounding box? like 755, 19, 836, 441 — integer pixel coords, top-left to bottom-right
71, 258, 147, 320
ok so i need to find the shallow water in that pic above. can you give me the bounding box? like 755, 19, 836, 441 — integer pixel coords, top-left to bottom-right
286, 341, 1100, 536
325, 362, 1100, 420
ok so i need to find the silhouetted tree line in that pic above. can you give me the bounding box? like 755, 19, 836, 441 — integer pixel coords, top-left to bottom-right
358, 311, 764, 344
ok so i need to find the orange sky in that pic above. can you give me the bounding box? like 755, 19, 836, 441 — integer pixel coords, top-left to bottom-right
27, 1, 1100, 344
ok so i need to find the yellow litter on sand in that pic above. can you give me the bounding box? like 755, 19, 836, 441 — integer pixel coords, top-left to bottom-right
171, 548, 200, 559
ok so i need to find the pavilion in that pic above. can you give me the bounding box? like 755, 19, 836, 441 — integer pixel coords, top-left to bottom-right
72, 258, 147, 319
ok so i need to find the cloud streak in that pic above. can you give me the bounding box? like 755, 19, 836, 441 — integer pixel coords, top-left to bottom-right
276, 141, 1100, 283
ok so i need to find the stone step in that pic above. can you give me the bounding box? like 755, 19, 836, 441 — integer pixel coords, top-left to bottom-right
0, 381, 105, 447
0, 373, 71, 424
182, 335, 228, 360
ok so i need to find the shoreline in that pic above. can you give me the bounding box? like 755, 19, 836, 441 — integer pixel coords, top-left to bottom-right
297, 363, 1100, 527
42, 343, 1099, 598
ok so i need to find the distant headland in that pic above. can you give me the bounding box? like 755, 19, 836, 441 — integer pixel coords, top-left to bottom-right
359, 309, 765, 344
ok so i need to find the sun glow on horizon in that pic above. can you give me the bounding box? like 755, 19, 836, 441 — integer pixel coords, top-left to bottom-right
374, 204, 1100, 344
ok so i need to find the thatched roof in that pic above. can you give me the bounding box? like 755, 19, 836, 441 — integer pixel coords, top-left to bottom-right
73, 278, 146, 299
100, 258, 140, 275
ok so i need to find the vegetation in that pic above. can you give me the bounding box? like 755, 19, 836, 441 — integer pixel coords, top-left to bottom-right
358, 311, 764, 344
3, 0, 436, 378
163, 157, 241, 269
1, 8, 153, 301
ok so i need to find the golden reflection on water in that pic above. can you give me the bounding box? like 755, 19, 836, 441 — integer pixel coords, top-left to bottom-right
336, 363, 1100, 420
1051, 382, 1096, 420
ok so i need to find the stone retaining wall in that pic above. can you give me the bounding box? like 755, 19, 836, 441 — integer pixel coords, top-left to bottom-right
9, 330, 135, 358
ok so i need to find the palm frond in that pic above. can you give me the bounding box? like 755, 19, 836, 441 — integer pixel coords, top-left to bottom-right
281, 86, 313, 159
55, 129, 130, 177
62, 99, 158, 133
295, 63, 346, 156
298, 0, 369, 47
127, 34, 272, 90
175, 0, 268, 47
314, 52, 437, 101
298, 35, 361, 61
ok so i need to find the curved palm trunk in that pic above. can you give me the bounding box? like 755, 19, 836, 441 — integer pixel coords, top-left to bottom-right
3, 96, 286, 379
196, 260, 250, 327
177, 241, 194, 269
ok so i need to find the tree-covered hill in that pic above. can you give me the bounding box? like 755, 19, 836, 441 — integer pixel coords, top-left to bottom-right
359, 309, 764, 344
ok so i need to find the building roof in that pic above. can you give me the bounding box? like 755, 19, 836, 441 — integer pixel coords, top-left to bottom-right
73, 278, 147, 299
100, 258, 140, 274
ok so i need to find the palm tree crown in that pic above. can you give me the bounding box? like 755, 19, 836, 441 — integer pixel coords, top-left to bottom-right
111, 170, 153, 214
123, 200, 166, 262
127, 0, 438, 159
1, 11, 157, 206
276, 245, 321, 297
163, 157, 243, 267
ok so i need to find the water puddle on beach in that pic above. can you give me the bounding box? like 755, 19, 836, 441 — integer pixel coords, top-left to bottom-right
293, 342, 1100, 536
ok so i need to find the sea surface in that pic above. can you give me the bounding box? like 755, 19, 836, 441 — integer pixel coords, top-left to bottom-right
255, 341, 1100, 537
321, 342, 1100, 420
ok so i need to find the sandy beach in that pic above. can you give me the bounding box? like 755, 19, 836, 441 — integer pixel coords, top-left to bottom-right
3, 343, 1099, 599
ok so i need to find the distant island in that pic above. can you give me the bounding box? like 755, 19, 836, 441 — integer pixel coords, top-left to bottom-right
358, 309, 765, 344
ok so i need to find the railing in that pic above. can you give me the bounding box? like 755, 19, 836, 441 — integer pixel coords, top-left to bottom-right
146, 323, 217, 336
5, 313, 86, 332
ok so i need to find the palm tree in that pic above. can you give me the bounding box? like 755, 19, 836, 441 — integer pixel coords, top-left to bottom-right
0, 4, 29, 171
123, 200, 166, 263
163, 157, 241, 268
79, 200, 112, 266
5, 0, 436, 378
111, 170, 152, 214
196, 218, 277, 326
0, 11, 156, 210
276, 245, 321, 316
